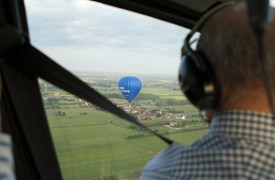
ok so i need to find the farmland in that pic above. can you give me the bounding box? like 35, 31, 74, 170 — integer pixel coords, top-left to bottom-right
40, 72, 208, 180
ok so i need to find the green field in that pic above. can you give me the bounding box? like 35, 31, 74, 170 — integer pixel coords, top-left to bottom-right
41, 76, 208, 180
47, 108, 207, 179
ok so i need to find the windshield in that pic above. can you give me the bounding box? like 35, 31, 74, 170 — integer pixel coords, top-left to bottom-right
25, 0, 208, 179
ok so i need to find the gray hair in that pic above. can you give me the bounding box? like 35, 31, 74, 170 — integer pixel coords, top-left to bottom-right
197, 3, 275, 94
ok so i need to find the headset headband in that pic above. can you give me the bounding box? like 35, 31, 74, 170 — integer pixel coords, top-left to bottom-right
179, 1, 235, 110
188, 2, 235, 38
182, 1, 235, 69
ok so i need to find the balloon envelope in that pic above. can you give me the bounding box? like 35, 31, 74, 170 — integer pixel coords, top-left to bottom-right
118, 76, 142, 103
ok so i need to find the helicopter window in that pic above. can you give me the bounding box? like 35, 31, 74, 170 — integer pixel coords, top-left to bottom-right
25, 0, 208, 179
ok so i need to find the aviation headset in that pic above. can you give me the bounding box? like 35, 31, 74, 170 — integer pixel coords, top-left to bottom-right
179, 2, 234, 110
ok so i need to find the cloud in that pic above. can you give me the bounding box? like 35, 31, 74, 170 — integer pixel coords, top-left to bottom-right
24, 0, 188, 75
25, 0, 187, 47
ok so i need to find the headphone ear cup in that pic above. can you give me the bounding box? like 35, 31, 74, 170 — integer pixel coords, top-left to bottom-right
179, 52, 220, 110
178, 2, 232, 110
179, 54, 206, 108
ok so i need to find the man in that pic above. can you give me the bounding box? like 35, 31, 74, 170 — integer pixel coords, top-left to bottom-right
141, 2, 275, 179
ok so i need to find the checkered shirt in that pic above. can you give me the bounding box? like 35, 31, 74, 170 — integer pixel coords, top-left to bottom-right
140, 110, 275, 180
0, 133, 15, 180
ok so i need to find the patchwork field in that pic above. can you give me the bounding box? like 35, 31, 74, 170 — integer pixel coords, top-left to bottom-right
41, 74, 208, 179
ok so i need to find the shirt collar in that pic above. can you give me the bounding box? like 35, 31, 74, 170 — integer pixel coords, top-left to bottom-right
209, 109, 275, 144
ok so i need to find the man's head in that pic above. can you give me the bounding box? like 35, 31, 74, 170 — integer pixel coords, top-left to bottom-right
197, 2, 275, 115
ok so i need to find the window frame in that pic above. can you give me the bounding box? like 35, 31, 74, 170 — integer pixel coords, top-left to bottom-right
0, 0, 228, 179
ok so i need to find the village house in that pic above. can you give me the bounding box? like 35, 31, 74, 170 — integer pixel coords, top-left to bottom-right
169, 122, 177, 127
149, 109, 162, 115
131, 109, 139, 114
162, 112, 173, 119
175, 114, 187, 120
138, 111, 155, 120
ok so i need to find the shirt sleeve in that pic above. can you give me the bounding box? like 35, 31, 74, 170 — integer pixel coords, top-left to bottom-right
140, 143, 183, 180
0, 133, 16, 180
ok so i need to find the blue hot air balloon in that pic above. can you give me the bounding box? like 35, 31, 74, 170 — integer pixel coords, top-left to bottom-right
118, 76, 142, 103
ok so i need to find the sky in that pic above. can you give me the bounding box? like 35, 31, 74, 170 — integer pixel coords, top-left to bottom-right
24, 0, 275, 75
24, 0, 187, 75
